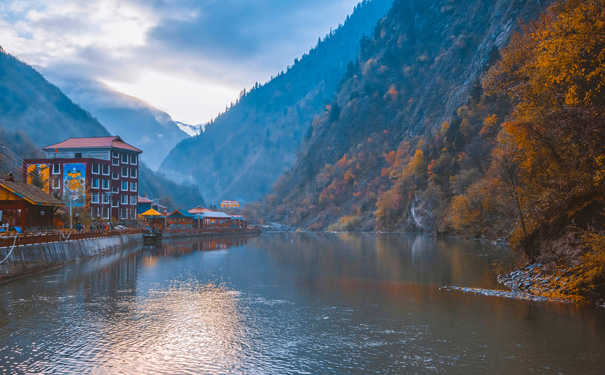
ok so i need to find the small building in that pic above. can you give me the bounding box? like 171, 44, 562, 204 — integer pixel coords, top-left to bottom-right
0, 177, 64, 229
166, 209, 195, 229
139, 208, 165, 227
220, 200, 240, 208
199, 211, 232, 228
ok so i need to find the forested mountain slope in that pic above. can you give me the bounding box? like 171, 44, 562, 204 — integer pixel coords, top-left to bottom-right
160, 0, 394, 204
257, 0, 551, 231
0, 48, 109, 145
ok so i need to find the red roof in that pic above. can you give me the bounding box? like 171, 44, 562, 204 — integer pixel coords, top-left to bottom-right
43, 136, 142, 153
138, 196, 154, 204
188, 206, 213, 214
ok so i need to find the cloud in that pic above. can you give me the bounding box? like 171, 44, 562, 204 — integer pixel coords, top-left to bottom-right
0, 0, 362, 123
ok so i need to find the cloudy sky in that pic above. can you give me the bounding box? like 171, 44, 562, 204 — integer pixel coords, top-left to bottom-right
0, 0, 361, 124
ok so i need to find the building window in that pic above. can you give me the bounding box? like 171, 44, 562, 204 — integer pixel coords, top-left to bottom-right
130, 195, 137, 205
103, 207, 109, 219
52, 164, 60, 174
112, 172, 119, 180
112, 158, 119, 166
92, 178, 99, 189
92, 163, 100, 174
102, 179, 109, 190
75, 152, 82, 158
130, 168, 137, 178
52, 177, 60, 189
101, 164, 110, 175
130, 154, 137, 165
102, 193, 110, 204
91, 193, 99, 203
112, 151, 119, 158
121, 195, 128, 205
122, 153, 129, 164
121, 207, 127, 219
112, 186, 119, 193
130, 182, 137, 192
112, 199, 119, 207
121, 167, 128, 177
121, 181, 128, 191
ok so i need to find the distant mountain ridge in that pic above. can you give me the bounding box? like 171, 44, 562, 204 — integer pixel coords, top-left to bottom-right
160, 0, 394, 204
45, 77, 191, 170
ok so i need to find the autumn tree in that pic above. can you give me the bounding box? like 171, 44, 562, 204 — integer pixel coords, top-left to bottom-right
484, 0, 605, 253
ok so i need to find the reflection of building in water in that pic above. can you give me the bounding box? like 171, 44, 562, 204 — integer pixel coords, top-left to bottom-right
143, 237, 251, 260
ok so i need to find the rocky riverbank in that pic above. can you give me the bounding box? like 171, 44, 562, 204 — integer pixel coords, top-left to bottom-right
443, 263, 605, 308
497, 263, 605, 307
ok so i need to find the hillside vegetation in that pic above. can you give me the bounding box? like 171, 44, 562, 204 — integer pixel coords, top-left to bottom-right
0, 48, 109, 145
160, 0, 394, 204
256, 0, 548, 230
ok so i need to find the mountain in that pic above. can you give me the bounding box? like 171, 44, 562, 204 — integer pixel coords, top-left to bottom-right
0, 47, 109, 145
255, 0, 552, 231
45, 78, 190, 170
175, 121, 204, 137
0, 47, 204, 209
160, 0, 394, 204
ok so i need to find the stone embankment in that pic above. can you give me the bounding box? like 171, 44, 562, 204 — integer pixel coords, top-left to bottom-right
0, 233, 141, 283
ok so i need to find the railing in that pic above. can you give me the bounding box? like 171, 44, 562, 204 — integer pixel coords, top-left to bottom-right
0, 228, 142, 248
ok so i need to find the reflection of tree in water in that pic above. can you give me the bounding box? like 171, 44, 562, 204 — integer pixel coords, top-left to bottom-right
259, 233, 517, 296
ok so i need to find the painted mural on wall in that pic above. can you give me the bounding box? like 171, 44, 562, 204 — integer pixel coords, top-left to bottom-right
63, 163, 86, 207
26, 164, 49, 193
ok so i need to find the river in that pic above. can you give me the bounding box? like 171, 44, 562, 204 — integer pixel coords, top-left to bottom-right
1, 233, 604, 374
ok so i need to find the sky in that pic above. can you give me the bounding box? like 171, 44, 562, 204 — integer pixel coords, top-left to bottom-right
0, 0, 361, 124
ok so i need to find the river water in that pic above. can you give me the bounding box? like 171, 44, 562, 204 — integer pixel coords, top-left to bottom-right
0, 233, 604, 374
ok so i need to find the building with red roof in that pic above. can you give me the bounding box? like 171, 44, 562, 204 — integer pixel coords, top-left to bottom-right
24, 136, 142, 223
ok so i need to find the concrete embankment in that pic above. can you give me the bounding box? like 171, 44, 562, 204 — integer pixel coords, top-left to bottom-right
0, 234, 142, 283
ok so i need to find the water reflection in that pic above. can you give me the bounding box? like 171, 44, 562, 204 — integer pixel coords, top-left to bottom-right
0, 233, 604, 374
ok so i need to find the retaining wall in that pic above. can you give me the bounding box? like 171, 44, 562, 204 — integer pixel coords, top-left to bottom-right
0, 234, 142, 283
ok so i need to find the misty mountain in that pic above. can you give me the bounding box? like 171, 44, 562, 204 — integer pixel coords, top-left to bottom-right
175, 121, 204, 137
160, 0, 394, 204
0, 47, 204, 209
45, 77, 191, 170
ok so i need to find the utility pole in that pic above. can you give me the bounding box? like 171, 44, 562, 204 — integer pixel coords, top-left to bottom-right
107, 192, 113, 226
69, 194, 73, 229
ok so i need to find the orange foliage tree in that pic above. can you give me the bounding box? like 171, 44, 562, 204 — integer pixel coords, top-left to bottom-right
483, 0, 605, 250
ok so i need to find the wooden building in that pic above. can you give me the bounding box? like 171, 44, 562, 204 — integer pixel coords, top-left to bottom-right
199, 211, 232, 228
0, 178, 64, 229
220, 200, 240, 208
167, 209, 195, 229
